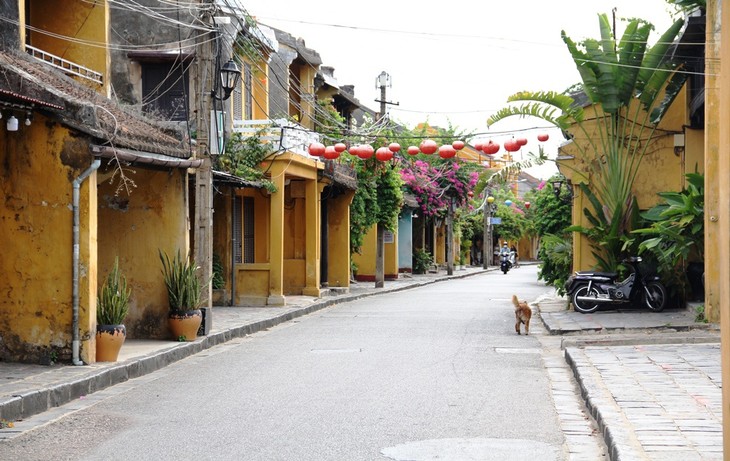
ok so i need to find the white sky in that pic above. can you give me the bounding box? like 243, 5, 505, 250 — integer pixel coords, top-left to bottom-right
241, 1, 681, 178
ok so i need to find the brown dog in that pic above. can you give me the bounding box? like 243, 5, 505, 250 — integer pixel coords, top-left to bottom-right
512, 294, 532, 335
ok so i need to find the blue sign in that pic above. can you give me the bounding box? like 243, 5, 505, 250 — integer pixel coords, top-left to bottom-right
490, 217, 502, 225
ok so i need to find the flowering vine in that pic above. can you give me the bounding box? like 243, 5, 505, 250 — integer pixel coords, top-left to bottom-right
400, 159, 479, 218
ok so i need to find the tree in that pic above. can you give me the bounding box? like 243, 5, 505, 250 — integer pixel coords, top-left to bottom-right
488, 12, 687, 271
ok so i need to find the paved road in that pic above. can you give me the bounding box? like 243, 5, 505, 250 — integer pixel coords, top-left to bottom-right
0, 265, 596, 460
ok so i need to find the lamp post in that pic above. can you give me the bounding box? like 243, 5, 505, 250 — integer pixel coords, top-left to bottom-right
482, 195, 496, 269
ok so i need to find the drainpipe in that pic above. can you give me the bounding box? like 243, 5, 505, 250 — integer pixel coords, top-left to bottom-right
72, 159, 101, 366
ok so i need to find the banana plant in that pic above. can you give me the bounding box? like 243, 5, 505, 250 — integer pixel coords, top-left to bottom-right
488, 12, 687, 271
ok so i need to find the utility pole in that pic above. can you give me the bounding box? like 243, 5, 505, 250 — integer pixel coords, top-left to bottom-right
374, 71, 397, 288
194, 2, 215, 324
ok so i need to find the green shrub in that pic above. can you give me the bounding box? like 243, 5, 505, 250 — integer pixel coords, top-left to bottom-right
97, 257, 130, 325
413, 248, 434, 274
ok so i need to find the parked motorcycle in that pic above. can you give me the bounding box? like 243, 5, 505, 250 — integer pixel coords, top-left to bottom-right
565, 256, 667, 314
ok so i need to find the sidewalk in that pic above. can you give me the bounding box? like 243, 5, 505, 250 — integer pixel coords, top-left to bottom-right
538, 295, 722, 460
0, 266, 723, 461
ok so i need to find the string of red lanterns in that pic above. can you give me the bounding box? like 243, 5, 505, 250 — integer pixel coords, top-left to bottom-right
307, 133, 549, 161
308, 139, 468, 161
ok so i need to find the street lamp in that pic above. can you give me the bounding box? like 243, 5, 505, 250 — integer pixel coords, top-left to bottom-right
482, 195, 497, 269
213, 59, 241, 101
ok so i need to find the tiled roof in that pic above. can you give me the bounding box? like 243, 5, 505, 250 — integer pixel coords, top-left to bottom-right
0, 50, 191, 159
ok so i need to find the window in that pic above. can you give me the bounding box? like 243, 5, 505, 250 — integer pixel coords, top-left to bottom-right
243, 197, 255, 264
232, 76, 243, 121
141, 61, 189, 121
244, 62, 253, 120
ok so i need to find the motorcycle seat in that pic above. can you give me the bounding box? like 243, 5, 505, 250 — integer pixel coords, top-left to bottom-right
574, 271, 617, 278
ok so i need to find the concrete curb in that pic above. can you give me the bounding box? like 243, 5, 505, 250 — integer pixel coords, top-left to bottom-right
1, 269, 487, 423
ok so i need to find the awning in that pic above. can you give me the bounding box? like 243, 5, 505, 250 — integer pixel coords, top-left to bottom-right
90, 145, 203, 169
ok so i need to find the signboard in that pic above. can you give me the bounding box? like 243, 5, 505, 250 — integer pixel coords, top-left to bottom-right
490, 217, 502, 225
384, 231, 394, 244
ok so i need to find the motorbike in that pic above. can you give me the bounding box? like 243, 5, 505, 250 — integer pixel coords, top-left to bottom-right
499, 251, 515, 274
565, 256, 667, 314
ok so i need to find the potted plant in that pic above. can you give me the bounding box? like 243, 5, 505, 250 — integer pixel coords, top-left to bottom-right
96, 257, 130, 362
159, 249, 204, 341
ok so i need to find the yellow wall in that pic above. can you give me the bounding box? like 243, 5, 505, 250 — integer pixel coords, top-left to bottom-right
97, 167, 189, 341
352, 224, 400, 280
0, 115, 96, 363
558, 91, 691, 271
326, 190, 354, 288
26, 0, 109, 93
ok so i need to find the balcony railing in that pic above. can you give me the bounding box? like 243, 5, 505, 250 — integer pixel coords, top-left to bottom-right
26, 45, 103, 85
232, 118, 320, 157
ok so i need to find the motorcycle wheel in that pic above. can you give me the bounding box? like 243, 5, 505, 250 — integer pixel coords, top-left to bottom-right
502, 266, 508, 274
572, 284, 602, 314
643, 281, 667, 312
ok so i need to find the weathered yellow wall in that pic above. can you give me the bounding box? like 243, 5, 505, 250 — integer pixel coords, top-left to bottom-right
97, 166, 189, 340
27, 0, 108, 93
353, 226, 377, 277
385, 229, 398, 278
327, 191, 354, 288
0, 116, 96, 363
559, 92, 689, 271
435, 224, 445, 265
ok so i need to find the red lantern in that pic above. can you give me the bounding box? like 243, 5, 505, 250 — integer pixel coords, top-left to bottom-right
348, 145, 361, 157
438, 145, 456, 159
407, 145, 420, 156
323, 145, 340, 160
452, 140, 465, 151
504, 138, 520, 152
419, 139, 438, 155
537, 133, 549, 142
308, 142, 325, 157
388, 142, 401, 153
516, 137, 528, 146
474, 141, 483, 152
334, 142, 347, 153
482, 140, 500, 156
525, 201, 531, 209
376, 147, 393, 161
358, 144, 374, 159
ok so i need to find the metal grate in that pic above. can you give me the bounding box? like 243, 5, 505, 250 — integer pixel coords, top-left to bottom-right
233, 196, 243, 264
244, 62, 253, 120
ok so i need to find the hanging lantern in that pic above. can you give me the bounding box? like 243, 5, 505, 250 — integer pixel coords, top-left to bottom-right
537, 133, 549, 142
419, 139, 438, 155
348, 145, 361, 157
407, 145, 420, 156
323, 145, 340, 160
388, 142, 401, 153
452, 140, 465, 151
503, 139, 520, 152
438, 145, 456, 159
524, 201, 531, 209
505, 199, 513, 207
358, 144, 374, 159
516, 137, 528, 146
308, 142, 325, 157
376, 147, 393, 161
334, 142, 347, 153
474, 141, 483, 152
482, 140, 500, 156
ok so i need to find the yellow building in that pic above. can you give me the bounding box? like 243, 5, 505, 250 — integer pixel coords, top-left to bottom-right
0, 1, 196, 363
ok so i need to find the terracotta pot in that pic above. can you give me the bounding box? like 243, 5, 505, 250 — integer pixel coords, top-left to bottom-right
96, 324, 126, 362
168, 309, 202, 341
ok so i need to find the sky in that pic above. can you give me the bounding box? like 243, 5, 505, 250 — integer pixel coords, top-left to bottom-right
240, 0, 681, 178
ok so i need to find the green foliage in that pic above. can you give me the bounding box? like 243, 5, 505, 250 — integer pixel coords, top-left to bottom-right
97, 257, 130, 325
217, 131, 277, 193
694, 304, 707, 323
537, 234, 573, 296
159, 250, 205, 313
412, 247, 434, 274
634, 173, 704, 265
212, 253, 225, 290
488, 13, 688, 270
526, 177, 572, 236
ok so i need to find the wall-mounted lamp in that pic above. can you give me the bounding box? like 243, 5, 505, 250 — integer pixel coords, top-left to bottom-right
673, 133, 685, 156
213, 59, 241, 101
552, 178, 573, 202
6, 115, 18, 132
25, 111, 32, 126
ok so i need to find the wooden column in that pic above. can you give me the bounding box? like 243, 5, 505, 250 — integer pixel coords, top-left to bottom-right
267, 173, 286, 306
302, 179, 321, 297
